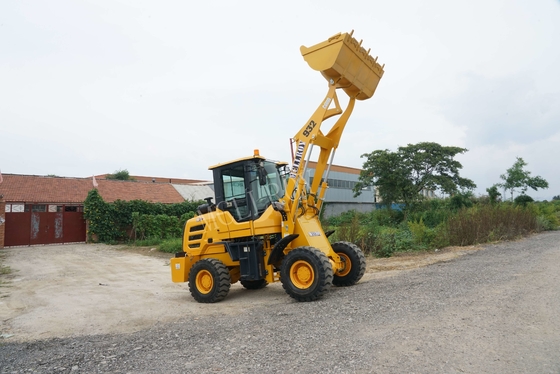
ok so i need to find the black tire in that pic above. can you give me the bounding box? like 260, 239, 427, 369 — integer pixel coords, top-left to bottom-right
332, 241, 366, 287
280, 247, 333, 302
240, 279, 268, 290
188, 258, 231, 303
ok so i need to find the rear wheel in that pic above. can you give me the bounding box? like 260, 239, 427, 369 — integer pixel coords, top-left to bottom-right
332, 241, 366, 287
188, 258, 231, 303
280, 247, 333, 302
240, 279, 268, 290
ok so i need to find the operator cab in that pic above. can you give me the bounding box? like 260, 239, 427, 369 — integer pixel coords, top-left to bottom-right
209, 151, 287, 222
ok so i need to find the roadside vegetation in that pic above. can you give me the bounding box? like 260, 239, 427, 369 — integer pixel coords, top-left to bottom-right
81, 148, 557, 258
83, 190, 559, 259
344, 144, 556, 257
83, 189, 201, 254
323, 196, 560, 258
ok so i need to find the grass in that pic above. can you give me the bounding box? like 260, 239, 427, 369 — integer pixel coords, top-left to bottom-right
0, 251, 12, 289
0, 265, 10, 276
158, 238, 182, 253
117, 237, 183, 254
128, 237, 163, 247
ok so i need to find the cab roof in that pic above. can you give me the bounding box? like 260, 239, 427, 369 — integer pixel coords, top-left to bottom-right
208, 150, 288, 170
208, 154, 266, 170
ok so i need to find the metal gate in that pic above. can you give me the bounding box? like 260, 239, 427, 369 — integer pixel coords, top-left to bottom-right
4, 204, 86, 246
63, 207, 87, 243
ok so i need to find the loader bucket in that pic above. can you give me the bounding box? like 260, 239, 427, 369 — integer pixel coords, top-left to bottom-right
300, 31, 384, 100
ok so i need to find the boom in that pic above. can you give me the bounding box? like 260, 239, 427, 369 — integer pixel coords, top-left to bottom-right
282, 31, 385, 232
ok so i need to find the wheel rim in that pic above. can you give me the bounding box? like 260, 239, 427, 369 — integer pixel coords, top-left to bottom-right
337, 252, 352, 277
196, 269, 213, 294
290, 260, 315, 289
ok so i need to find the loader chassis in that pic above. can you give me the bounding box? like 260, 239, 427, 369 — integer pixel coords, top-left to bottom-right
171, 30, 384, 302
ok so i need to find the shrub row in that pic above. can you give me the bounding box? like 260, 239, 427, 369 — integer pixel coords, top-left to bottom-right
84, 189, 201, 243
324, 199, 560, 257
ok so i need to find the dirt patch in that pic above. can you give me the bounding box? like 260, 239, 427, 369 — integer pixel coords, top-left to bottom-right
0, 243, 481, 342
366, 245, 480, 272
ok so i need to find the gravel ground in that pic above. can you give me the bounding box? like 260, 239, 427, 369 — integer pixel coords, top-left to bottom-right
1, 231, 560, 373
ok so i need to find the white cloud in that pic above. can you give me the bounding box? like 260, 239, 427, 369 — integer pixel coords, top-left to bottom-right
443, 73, 560, 145
1, 0, 559, 199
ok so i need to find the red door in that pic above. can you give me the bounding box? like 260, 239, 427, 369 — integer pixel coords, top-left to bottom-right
4, 209, 31, 247
4, 204, 86, 246
30, 211, 50, 245
63, 208, 86, 243
50, 212, 64, 244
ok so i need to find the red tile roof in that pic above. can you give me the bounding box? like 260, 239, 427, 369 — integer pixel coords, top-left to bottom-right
94, 179, 185, 203
95, 174, 209, 184
0, 174, 185, 204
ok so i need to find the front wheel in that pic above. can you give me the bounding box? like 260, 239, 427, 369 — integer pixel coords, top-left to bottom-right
332, 241, 366, 287
280, 247, 333, 302
188, 258, 231, 303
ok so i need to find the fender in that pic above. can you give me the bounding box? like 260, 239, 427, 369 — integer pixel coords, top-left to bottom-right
267, 234, 299, 266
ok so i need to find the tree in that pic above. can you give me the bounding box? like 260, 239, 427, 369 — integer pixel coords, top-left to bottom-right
497, 157, 548, 201
354, 142, 476, 209
106, 169, 134, 181
552, 195, 559, 201
514, 194, 534, 206
486, 185, 501, 205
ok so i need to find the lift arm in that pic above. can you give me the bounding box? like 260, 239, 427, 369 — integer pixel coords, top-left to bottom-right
281, 31, 385, 229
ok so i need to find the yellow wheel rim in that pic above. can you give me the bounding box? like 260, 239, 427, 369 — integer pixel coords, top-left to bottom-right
195, 269, 213, 294
337, 252, 351, 277
290, 260, 315, 289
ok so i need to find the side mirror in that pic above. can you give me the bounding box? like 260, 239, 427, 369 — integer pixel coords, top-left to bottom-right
258, 165, 267, 186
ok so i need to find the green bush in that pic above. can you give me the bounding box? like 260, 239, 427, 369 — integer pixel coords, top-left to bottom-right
448, 191, 475, 211
367, 226, 416, 258
132, 213, 182, 240
514, 194, 534, 206
533, 201, 560, 230
407, 199, 451, 228
325, 210, 366, 226
407, 218, 437, 247
84, 189, 201, 243
159, 238, 184, 253
324, 197, 553, 257
365, 208, 404, 227
332, 214, 362, 243
84, 190, 121, 242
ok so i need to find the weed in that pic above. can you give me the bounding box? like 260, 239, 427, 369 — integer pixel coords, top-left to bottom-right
325, 198, 554, 257
158, 238, 183, 254
130, 237, 163, 247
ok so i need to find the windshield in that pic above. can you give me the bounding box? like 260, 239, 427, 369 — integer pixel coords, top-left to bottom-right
250, 161, 286, 211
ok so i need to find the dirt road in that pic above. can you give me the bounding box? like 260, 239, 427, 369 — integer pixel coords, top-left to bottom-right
1, 233, 559, 373
0, 242, 473, 342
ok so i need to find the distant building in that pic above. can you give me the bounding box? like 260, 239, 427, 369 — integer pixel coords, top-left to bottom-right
172, 183, 215, 202
305, 161, 375, 217
0, 174, 205, 248
94, 174, 208, 185
95, 174, 215, 202
0, 163, 375, 247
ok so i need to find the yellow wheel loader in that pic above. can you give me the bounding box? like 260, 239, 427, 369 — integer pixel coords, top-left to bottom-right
171, 31, 384, 302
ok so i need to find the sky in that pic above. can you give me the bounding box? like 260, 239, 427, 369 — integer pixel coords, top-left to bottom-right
1, 0, 559, 200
